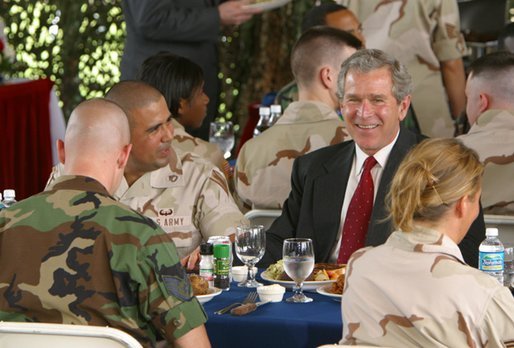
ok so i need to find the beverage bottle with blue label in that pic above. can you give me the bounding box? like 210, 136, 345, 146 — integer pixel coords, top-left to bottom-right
479, 227, 504, 284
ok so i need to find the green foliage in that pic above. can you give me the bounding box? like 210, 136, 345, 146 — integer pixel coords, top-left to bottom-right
1, 0, 125, 118
0, 0, 318, 128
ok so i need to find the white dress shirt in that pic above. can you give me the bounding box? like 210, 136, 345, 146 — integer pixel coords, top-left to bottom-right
329, 131, 399, 262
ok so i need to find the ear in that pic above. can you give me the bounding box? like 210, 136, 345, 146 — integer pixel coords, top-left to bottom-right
178, 98, 188, 116
398, 95, 411, 121
319, 66, 333, 89
478, 93, 489, 113
117, 143, 132, 169
57, 139, 65, 164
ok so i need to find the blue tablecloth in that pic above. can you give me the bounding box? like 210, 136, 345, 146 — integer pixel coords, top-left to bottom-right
203, 274, 342, 348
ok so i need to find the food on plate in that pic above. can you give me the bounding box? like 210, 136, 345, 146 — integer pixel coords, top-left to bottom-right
264, 260, 345, 281
189, 274, 209, 296
327, 273, 345, 295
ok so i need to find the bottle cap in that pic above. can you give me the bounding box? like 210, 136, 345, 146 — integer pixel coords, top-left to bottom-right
259, 106, 270, 115
3, 189, 15, 199
486, 227, 499, 237
200, 242, 213, 255
213, 243, 230, 258
270, 104, 281, 113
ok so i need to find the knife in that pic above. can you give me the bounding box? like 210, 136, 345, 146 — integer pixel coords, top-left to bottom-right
230, 301, 271, 316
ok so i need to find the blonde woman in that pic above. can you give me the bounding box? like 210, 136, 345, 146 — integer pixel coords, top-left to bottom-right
340, 138, 514, 347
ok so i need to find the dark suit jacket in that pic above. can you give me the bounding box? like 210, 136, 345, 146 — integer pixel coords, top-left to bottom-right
120, 0, 223, 139
261, 127, 485, 268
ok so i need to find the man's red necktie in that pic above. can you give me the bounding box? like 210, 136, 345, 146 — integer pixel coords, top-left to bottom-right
337, 156, 377, 264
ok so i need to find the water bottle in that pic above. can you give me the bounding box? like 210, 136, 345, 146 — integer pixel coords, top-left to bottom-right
269, 104, 282, 125
479, 227, 504, 284
2, 189, 17, 208
254, 106, 271, 137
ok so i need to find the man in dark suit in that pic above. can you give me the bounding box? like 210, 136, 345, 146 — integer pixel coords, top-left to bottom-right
262, 49, 484, 268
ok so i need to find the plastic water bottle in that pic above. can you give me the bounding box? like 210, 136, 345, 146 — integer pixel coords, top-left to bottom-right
479, 227, 504, 284
2, 189, 17, 208
254, 106, 271, 137
269, 104, 282, 125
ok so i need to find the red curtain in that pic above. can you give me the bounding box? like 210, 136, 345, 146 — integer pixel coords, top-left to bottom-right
0, 78, 53, 200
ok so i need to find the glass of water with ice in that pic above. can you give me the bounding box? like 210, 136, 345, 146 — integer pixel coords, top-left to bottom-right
282, 238, 314, 303
209, 121, 235, 159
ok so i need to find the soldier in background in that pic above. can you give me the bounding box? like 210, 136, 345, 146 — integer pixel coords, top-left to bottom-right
275, 3, 364, 111
342, 0, 467, 137
458, 51, 514, 214
0, 98, 210, 348
235, 27, 361, 211
137, 52, 229, 179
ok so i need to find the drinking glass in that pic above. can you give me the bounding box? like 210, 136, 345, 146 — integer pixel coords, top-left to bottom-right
235, 225, 266, 287
282, 238, 314, 303
209, 121, 235, 159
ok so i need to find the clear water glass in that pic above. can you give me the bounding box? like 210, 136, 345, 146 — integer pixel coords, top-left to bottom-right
235, 225, 265, 288
282, 238, 314, 303
209, 121, 235, 159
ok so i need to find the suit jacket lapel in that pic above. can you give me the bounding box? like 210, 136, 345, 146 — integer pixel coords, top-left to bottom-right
312, 143, 355, 262
367, 128, 420, 245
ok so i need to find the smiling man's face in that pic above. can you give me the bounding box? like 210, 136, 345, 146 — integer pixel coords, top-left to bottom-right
340, 67, 409, 155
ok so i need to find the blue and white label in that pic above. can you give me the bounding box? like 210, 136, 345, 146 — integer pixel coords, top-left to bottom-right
479, 251, 504, 272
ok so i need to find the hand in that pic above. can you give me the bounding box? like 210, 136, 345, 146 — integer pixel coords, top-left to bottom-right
218, 1, 261, 26
181, 246, 201, 271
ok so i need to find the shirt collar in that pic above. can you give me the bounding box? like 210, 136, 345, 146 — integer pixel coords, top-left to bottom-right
354, 130, 400, 173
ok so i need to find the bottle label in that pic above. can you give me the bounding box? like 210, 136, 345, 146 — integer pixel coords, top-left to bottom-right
215, 258, 230, 276
479, 251, 504, 271
199, 268, 214, 281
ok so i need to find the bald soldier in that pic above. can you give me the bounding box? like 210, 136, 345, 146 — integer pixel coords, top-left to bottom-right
235, 27, 361, 210
48, 82, 244, 268
0, 98, 210, 348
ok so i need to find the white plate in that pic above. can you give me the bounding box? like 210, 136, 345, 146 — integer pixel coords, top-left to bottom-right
261, 271, 335, 291
196, 287, 222, 304
242, 0, 291, 12
316, 284, 342, 300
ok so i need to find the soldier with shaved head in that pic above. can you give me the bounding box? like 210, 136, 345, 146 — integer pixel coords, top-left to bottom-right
47, 81, 244, 269
235, 26, 361, 211
0, 98, 210, 348
458, 51, 514, 215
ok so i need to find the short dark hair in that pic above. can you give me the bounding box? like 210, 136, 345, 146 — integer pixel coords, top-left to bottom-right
468, 50, 514, 78
292, 26, 363, 86
137, 52, 204, 118
301, 3, 348, 33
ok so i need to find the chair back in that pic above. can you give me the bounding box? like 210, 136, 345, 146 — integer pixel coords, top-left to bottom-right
244, 209, 282, 231
0, 322, 142, 348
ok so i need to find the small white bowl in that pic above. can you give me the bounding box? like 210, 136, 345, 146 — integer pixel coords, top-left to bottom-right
232, 266, 258, 282
257, 284, 285, 302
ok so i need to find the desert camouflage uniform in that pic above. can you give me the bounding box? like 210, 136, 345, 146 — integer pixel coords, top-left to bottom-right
0, 175, 207, 347
342, 0, 467, 137
115, 148, 244, 258
459, 109, 514, 215
235, 101, 350, 211
341, 227, 514, 347
46, 150, 245, 258
171, 118, 230, 179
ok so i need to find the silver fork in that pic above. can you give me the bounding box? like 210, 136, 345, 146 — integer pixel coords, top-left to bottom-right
214, 291, 258, 315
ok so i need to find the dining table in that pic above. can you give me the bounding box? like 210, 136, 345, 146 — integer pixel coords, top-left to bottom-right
202, 272, 343, 348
